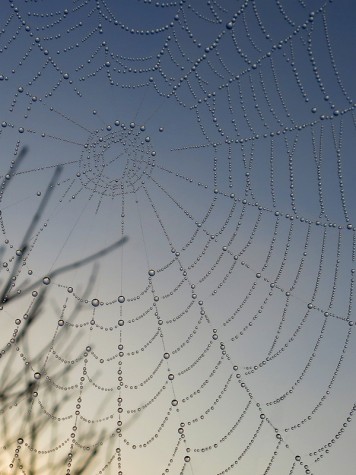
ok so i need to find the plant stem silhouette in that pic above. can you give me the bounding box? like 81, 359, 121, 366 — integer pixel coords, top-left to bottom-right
0, 147, 129, 474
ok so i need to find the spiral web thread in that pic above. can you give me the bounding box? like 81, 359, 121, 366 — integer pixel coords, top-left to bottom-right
0, 1, 355, 474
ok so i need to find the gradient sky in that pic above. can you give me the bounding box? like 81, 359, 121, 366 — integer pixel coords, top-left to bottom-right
0, 1, 355, 474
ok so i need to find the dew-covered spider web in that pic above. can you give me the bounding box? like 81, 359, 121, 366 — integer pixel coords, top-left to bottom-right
0, 1, 355, 474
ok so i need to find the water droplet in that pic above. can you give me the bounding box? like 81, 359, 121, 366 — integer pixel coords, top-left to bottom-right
34, 372, 41, 380
42, 276, 51, 285
118, 296, 125, 303
148, 269, 155, 276
91, 298, 100, 307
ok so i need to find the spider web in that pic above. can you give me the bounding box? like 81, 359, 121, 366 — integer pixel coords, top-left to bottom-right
0, 0, 355, 474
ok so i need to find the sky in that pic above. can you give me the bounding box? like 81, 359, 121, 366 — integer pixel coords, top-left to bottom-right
0, 0, 355, 474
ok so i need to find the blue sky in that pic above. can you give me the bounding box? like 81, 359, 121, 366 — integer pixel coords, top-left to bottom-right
0, 1, 355, 474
